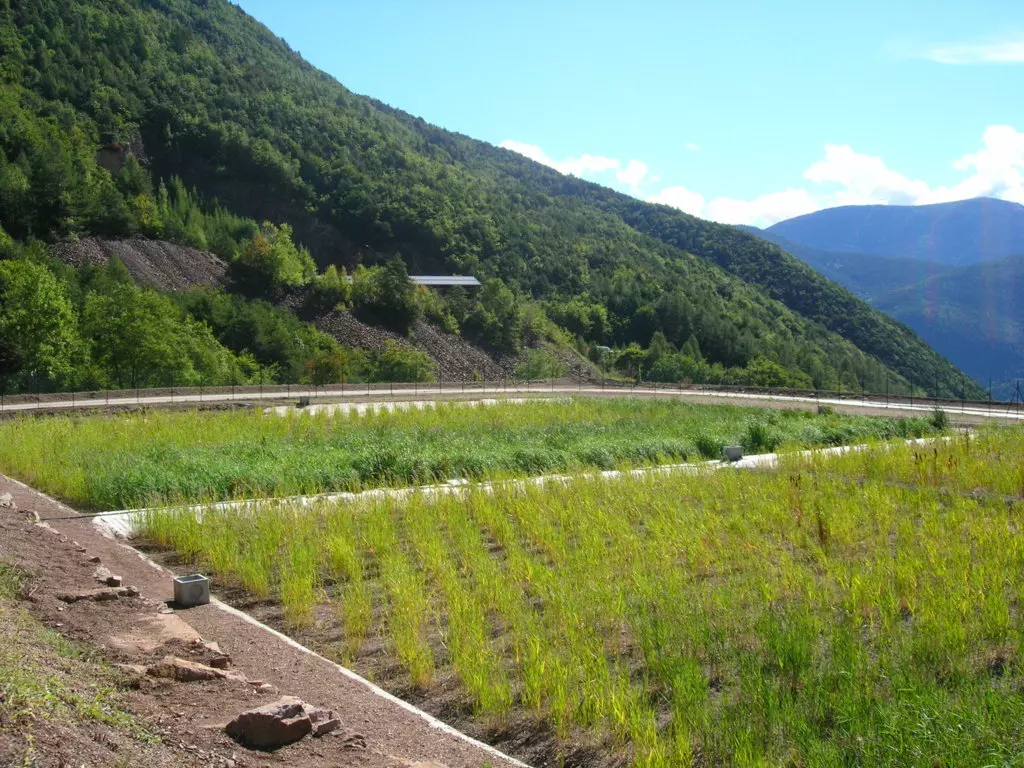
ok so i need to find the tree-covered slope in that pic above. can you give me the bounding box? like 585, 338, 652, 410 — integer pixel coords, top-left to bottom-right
0, 0, 980, 397
742, 226, 1024, 394
740, 227, 938, 302
766, 198, 1024, 266
874, 254, 1024, 395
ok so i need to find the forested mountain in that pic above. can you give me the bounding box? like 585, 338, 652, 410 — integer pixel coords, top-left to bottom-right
0, 0, 981, 397
742, 227, 937, 302
873, 255, 1024, 396
766, 198, 1024, 266
742, 225, 1024, 395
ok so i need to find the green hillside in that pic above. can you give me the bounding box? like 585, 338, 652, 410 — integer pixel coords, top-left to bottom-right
874, 255, 1024, 396
740, 227, 935, 302
0, 0, 981, 397
742, 226, 1023, 395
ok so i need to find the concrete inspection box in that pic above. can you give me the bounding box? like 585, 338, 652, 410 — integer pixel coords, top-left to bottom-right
173, 574, 210, 607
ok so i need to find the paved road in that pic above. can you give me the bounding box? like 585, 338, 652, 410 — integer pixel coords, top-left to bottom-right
2, 384, 1021, 422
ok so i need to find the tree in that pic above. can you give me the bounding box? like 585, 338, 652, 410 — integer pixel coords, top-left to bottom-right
82, 282, 240, 387
466, 279, 522, 352
310, 264, 351, 312
744, 357, 812, 389
230, 222, 316, 295
0, 259, 79, 386
614, 344, 647, 380
370, 341, 434, 382
681, 334, 703, 361
375, 257, 420, 331
645, 331, 675, 370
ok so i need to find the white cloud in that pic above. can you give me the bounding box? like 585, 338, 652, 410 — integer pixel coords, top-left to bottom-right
616, 159, 649, 190
685, 142, 700, 152
503, 126, 1024, 228
704, 190, 819, 226
913, 33, 1024, 65
499, 140, 650, 191
646, 185, 705, 216
803, 144, 929, 205
944, 125, 1024, 203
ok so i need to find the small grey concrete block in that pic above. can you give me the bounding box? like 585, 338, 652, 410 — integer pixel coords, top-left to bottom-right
723, 445, 744, 463
173, 574, 210, 608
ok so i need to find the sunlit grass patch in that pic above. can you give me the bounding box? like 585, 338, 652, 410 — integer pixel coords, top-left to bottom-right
0, 398, 938, 509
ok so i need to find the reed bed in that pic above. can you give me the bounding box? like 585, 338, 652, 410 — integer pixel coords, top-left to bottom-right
0, 398, 935, 509
787, 427, 1024, 498
139, 425, 1024, 766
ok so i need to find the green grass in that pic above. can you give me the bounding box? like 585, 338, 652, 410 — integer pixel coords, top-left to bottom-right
0, 398, 938, 509
138, 426, 1024, 767
787, 427, 1024, 497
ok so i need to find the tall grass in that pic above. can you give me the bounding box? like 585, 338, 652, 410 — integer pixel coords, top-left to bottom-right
138, 425, 1024, 766
0, 398, 937, 509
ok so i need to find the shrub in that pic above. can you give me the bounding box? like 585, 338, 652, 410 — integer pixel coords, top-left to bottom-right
514, 349, 567, 381
931, 407, 950, 431
370, 341, 434, 383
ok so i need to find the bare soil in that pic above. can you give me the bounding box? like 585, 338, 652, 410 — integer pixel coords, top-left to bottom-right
0, 476, 526, 768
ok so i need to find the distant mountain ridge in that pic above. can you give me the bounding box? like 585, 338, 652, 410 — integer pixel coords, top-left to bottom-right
766, 198, 1024, 267
737, 227, 933, 302
873, 255, 1024, 396
746, 207, 1024, 395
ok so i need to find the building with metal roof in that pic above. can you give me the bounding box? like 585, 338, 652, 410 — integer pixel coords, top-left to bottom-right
408, 275, 482, 287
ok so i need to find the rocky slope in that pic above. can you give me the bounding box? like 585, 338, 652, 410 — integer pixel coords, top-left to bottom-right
51, 237, 227, 291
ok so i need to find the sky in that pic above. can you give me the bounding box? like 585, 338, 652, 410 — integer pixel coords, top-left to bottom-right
236, 0, 1024, 227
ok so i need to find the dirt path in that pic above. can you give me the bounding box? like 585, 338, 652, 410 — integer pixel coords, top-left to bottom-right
0, 474, 528, 768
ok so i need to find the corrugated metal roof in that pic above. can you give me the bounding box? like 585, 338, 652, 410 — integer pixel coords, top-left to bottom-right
341, 274, 481, 287
409, 275, 482, 287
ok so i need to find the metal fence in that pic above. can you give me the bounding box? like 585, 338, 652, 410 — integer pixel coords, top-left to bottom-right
1, 377, 1021, 416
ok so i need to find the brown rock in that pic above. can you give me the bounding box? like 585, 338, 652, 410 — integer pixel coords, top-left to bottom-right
193, 639, 232, 668
147, 656, 226, 683
406, 763, 450, 768
56, 586, 138, 603
224, 696, 313, 750
93, 566, 123, 587
307, 706, 341, 737
336, 730, 368, 749
146, 655, 248, 684
86, 555, 101, 563
114, 663, 148, 676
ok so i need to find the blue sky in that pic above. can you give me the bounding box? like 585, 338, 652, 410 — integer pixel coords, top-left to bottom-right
236, 0, 1024, 226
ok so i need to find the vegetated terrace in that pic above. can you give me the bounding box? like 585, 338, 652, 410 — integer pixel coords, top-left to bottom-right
0, 398, 942, 510
136, 426, 1024, 767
